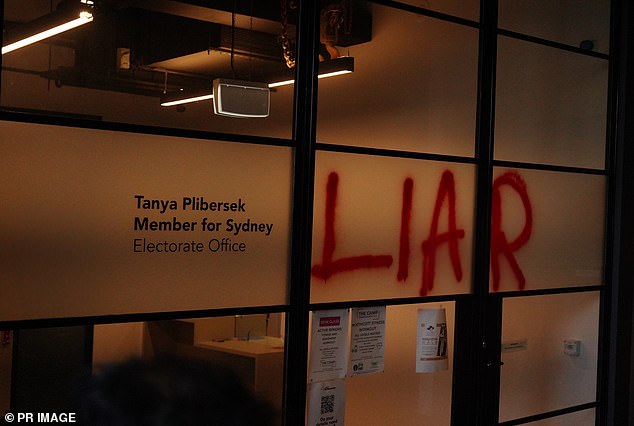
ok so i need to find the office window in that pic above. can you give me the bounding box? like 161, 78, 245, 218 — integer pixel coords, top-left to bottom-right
317, 2, 478, 157
311, 151, 475, 302
0, 120, 293, 321
307, 303, 455, 426
499, 293, 599, 422
396, 0, 479, 21
495, 37, 608, 169
498, 0, 610, 54
1, 0, 294, 138
523, 409, 596, 426
490, 168, 604, 292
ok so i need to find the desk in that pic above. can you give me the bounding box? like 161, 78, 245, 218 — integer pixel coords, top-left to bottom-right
197, 339, 284, 410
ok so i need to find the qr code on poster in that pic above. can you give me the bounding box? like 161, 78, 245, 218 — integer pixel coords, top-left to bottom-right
320, 394, 335, 415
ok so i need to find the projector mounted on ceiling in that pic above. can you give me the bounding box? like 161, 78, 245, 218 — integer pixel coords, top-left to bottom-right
212, 79, 270, 118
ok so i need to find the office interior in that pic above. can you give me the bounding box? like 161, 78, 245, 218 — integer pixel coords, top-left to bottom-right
0, 0, 633, 425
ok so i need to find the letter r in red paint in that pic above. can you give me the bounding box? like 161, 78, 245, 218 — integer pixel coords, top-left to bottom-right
312, 172, 393, 280
490, 171, 533, 291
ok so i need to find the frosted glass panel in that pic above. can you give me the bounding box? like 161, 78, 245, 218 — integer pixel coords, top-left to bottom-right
500, 293, 599, 422
490, 168, 604, 292
0, 120, 292, 320
524, 409, 595, 426
499, 0, 610, 54
495, 37, 608, 169
317, 3, 478, 157
311, 151, 475, 303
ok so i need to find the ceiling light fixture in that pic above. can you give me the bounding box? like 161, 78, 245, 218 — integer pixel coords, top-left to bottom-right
160, 91, 214, 107
160, 57, 354, 108
268, 56, 354, 88
2, 3, 94, 55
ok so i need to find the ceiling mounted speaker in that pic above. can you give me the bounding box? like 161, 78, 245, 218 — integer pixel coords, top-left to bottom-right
212, 79, 270, 118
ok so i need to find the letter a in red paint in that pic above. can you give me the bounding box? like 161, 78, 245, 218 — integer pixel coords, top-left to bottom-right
420, 171, 465, 296
312, 172, 393, 280
491, 171, 533, 291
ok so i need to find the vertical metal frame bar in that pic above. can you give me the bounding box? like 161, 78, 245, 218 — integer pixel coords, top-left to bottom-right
451, 0, 499, 422
283, 0, 320, 424
602, 0, 634, 424
471, 0, 501, 424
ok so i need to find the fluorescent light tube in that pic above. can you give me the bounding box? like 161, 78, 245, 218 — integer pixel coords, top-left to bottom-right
2, 11, 94, 55
268, 79, 296, 88
268, 56, 354, 88
160, 93, 214, 107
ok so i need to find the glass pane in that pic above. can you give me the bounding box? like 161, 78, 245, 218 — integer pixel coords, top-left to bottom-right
523, 409, 595, 426
93, 313, 285, 424
500, 293, 599, 422
398, 0, 479, 21
311, 151, 475, 303
1, 0, 294, 138
499, 0, 611, 54
317, 2, 478, 157
307, 303, 454, 426
0, 120, 292, 321
490, 168, 605, 292
495, 37, 609, 169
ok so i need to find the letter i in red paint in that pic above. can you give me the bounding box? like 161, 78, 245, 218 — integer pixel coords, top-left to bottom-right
397, 177, 414, 281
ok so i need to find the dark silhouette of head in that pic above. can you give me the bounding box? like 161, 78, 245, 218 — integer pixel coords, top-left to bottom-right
80, 356, 275, 426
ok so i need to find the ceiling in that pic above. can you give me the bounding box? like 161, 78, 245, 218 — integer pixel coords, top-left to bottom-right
2, 0, 372, 98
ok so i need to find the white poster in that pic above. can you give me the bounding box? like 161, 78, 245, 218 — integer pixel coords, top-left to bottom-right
416, 307, 448, 373
349, 306, 385, 376
310, 309, 349, 382
307, 380, 346, 426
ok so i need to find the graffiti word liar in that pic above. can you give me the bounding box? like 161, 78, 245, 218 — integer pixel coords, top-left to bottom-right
311, 170, 532, 294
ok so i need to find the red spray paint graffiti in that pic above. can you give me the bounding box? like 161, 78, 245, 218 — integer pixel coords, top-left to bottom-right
311, 172, 393, 280
397, 177, 414, 281
420, 171, 465, 296
490, 171, 533, 291
312, 169, 532, 293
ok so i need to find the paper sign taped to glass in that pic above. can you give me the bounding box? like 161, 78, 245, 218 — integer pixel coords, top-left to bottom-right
307, 379, 346, 426
309, 309, 349, 382
349, 306, 386, 376
416, 307, 448, 373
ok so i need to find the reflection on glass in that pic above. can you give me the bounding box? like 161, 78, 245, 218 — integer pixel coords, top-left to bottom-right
500, 293, 599, 422
495, 37, 608, 169
498, 0, 610, 54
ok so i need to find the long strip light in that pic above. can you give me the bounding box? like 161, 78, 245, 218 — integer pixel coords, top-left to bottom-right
2, 11, 94, 55
160, 57, 354, 107
160, 92, 213, 107
268, 56, 354, 88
